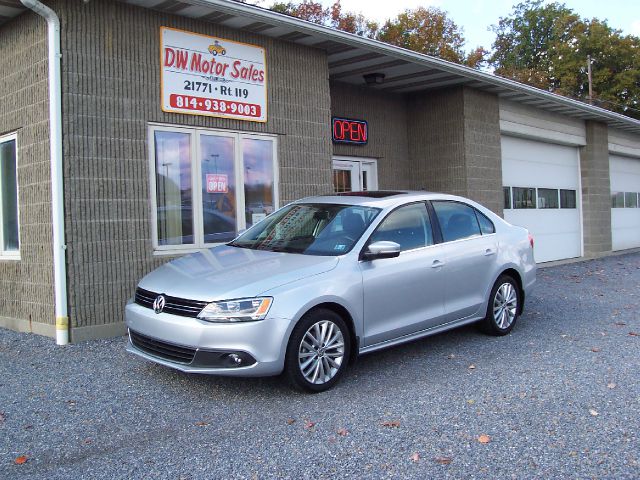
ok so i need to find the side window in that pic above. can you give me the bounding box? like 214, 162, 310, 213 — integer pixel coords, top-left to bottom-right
432, 201, 481, 242
369, 203, 433, 252
475, 209, 495, 234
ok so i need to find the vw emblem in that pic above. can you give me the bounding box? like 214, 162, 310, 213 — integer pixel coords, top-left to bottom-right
153, 295, 166, 314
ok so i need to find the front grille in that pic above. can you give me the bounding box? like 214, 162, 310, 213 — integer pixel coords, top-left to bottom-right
135, 287, 208, 318
129, 330, 196, 364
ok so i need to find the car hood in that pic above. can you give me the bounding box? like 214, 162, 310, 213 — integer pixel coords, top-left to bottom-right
138, 245, 340, 301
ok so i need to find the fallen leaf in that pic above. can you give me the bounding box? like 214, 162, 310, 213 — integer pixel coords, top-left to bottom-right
381, 420, 400, 428
607, 383, 616, 389
629, 332, 639, 337
614, 322, 626, 326
410, 452, 420, 463
468, 364, 476, 370
518, 392, 527, 399
83, 438, 92, 445
477, 434, 491, 444
0, 412, 5, 423
337, 428, 349, 436
304, 420, 316, 430
447, 354, 455, 359
14, 455, 28, 465
590, 347, 601, 352
328, 435, 337, 444
434, 456, 452, 465
466, 399, 475, 405
589, 409, 599, 416
286, 418, 295, 425
194, 421, 209, 427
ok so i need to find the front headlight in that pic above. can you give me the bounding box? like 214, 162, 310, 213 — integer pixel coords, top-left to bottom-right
197, 297, 272, 323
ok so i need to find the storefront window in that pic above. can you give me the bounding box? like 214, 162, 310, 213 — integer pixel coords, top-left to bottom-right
150, 126, 277, 251
200, 134, 236, 243
0, 134, 20, 257
243, 137, 275, 228
154, 131, 193, 246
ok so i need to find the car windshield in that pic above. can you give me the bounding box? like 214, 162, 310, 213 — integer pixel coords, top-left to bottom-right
229, 203, 381, 255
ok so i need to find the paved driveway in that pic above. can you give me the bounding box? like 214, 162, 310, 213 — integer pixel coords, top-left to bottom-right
1, 253, 639, 479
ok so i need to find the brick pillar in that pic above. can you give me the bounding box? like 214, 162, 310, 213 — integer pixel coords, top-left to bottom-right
407, 86, 503, 215
580, 121, 612, 255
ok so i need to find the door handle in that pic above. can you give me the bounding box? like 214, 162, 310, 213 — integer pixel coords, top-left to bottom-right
484, 248, 496, 256
431, 260, 446, 268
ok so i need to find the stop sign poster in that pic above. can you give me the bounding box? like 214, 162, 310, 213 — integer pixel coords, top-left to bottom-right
161, 27, 267, 122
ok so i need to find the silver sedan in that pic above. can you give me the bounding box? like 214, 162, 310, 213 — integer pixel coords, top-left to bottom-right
125, 191, 536, 392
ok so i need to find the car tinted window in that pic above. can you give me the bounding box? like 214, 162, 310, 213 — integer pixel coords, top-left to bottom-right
475, 210, 495, 234
369, 203, 433, 251
432, 201, 481, 242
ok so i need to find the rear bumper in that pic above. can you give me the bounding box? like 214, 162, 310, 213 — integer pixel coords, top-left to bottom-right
124, 301, 289, 377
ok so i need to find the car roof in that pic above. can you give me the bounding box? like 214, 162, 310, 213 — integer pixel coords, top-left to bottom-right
293, 191, 470, 209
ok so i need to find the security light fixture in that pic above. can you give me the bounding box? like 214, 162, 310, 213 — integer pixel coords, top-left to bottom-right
363, 72, 385, 86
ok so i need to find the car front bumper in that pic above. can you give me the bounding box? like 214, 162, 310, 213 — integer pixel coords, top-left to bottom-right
124, 301, 290, 377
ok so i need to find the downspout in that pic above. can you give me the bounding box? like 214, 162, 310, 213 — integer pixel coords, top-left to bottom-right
20, 0, 68, 345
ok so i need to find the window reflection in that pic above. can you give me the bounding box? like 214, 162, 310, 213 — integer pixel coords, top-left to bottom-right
0, 139, 19, 252
243, 138, 274, 228
155, 131, 193, 245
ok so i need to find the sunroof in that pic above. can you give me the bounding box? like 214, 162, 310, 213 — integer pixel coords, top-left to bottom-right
334, 191, 407, 198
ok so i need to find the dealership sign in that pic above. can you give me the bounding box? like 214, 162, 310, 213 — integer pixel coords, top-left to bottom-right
332, 117, 368, 145
161, 27, 267, 122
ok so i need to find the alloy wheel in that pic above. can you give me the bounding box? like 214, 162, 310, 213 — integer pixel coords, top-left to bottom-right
298, 320, 345, 385
493, 282, 518, 329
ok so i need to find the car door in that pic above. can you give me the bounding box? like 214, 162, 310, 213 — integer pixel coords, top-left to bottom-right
430, 200, 499, 321
360, 202, 447, 346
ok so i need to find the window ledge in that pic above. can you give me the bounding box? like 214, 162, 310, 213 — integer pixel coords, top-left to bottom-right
0, 253, 20, 261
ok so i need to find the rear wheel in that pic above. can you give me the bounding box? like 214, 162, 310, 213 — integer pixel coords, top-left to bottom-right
481, 275, 520, 336
285, 309, 351, 392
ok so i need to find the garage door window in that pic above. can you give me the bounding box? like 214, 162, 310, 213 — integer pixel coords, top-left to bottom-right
624, 192, 638, 208
503, 187, 512, 209
513, 187, 536, 209
560, 189, 577, 209
538, 188, 559, 209
150, 125, 277, 252
0, 133, 19, 259
611, 192, 625, 208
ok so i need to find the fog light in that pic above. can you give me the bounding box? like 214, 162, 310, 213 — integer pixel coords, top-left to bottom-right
228, 353, 242, 365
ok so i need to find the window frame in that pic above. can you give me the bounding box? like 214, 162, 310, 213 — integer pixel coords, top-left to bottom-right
537, 188, 560, 209
148, 124, 278, 254
503, 186, 512, 210
512, 187, 537, 209
0, 132, 20, 260
559, 189, 577, 209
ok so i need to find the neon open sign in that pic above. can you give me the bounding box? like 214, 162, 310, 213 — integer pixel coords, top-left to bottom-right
332, 117, 368, 145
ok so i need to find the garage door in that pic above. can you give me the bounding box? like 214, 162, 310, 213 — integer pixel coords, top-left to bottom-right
610, 155, 640, 251
502, 136, 582, 263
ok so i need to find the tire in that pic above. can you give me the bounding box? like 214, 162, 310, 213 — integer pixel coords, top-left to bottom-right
284, 309, 351, 393
480, 275, 520, 336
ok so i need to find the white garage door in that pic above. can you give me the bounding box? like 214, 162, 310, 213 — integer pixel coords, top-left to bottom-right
502, 136, 582, 263
610, 155, 640, 251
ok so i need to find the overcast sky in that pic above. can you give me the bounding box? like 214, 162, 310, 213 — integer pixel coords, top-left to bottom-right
252, 0, 640, 53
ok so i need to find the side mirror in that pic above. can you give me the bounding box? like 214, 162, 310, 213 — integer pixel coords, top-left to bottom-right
362, 241, 401, 261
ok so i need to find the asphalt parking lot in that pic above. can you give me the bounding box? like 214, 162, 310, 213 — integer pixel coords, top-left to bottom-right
1, 252, 639, 479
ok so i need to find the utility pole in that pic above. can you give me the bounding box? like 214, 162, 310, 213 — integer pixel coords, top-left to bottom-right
587, 55, 593, 104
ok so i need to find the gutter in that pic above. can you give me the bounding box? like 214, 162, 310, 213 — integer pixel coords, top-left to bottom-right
20, 0, 68, 345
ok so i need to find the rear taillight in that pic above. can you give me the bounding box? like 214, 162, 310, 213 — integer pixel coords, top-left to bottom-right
528, 233, 534, 249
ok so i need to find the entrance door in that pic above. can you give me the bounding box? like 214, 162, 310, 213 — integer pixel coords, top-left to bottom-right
332, 157, 378, 193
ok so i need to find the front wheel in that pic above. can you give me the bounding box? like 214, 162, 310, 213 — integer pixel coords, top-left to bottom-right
480, 275, 520, 336
284, 309, 351, 392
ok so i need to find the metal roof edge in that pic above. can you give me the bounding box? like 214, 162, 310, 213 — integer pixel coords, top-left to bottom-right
169, 0, 640, 132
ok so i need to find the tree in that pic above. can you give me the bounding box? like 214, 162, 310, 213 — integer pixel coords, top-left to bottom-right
269, 2, 485, 67
491, 0, 640, 119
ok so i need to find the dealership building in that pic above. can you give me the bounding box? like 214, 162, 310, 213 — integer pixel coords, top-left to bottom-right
0, 0, 639, 343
